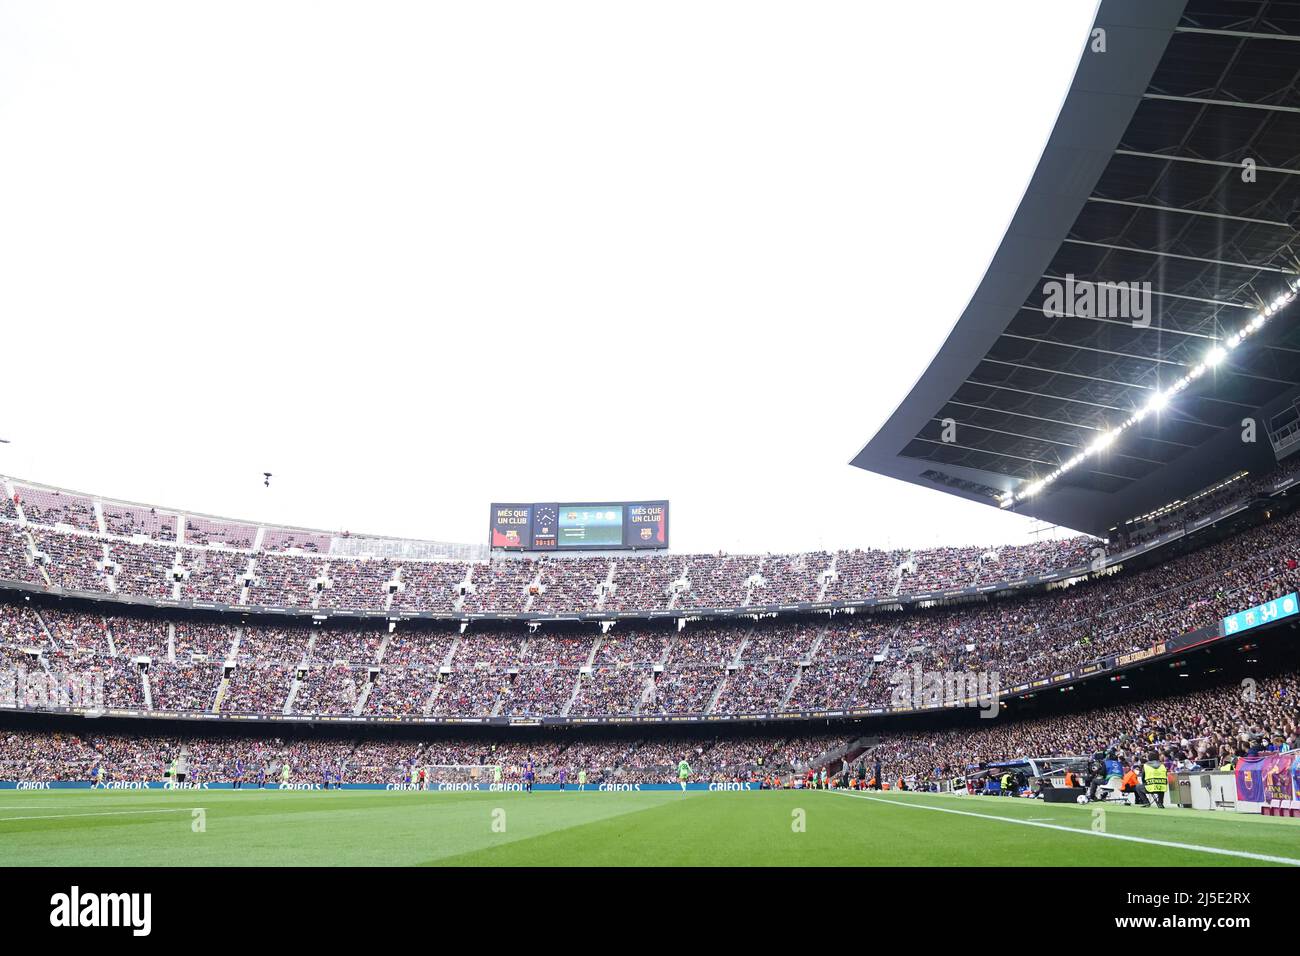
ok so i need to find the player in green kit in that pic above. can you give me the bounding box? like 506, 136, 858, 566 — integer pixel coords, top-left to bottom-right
280, 762, 292, 787
677, 759, 691, 791
577, 769, 587, 791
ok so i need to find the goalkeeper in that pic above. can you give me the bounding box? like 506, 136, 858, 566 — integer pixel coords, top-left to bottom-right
677, 758, 691, 792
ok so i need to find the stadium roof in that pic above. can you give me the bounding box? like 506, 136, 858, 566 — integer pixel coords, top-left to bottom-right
852, 0, 1300, 537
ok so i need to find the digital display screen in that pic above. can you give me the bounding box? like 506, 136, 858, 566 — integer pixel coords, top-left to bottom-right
531, 504, 558, 549
488, 500, 668, 551
558, 506, 624, 548
1222, 592, 1298, 636
626, 501, 668, 548
489, 504, 533, 550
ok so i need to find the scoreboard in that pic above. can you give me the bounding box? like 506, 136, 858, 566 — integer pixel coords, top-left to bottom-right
489, 501, 669, 551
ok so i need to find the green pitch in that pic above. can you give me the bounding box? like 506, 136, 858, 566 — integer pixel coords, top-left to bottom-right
2, 788, 1298, 866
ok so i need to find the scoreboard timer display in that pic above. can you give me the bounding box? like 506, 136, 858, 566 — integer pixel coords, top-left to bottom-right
489, 500, 668, 551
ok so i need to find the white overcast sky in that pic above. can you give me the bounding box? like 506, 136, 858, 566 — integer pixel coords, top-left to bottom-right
0, 0, 1100, 554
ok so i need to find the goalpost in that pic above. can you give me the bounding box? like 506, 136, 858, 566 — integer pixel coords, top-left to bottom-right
409, 764, 505, 789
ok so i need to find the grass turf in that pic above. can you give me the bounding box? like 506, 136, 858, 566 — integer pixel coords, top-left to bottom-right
2, 788, 1298, 866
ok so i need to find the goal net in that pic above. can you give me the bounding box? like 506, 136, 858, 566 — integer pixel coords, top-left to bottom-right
408, 764, 504, 788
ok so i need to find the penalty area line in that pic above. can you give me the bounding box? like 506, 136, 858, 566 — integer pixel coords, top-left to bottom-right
829, 791, 1300, 867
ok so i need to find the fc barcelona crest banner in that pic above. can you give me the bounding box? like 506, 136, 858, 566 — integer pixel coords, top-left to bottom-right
1235, 753, 1295, 804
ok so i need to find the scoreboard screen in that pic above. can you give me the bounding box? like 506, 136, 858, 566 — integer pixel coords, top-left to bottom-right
558, 506, 624, 548
489, 500, 668, 551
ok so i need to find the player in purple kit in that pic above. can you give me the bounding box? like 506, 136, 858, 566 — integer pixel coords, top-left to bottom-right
524, 756, 535, 794
558, 768, 567, 791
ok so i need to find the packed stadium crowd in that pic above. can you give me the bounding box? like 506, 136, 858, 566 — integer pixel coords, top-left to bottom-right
1, 463, 1290, 633
1119, 457, 1300, 548
0, 666, 1292, 786
0, 497, 1297, 720
0, 727, 846, 785
3, 463, 1290, 622
862, 670, 1300, 787
2, 479, 1107, 614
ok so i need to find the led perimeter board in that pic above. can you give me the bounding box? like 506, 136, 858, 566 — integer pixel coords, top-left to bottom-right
489, 501, 668, 552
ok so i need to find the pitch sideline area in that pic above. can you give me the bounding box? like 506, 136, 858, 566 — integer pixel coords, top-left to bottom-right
831, 790, 1300, 867
2, 787, 1298, 867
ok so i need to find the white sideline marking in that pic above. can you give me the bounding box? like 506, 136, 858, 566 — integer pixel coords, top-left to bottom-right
831, 791, 1300, 867
0, 808, 204, 822
0, 803, 182, 808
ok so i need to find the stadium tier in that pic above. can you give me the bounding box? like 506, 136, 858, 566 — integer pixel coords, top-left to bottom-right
2, 460, 1295, 622
0, 476, 1104, 615
1, 666, 1293, 787
1, 471, 1297, 725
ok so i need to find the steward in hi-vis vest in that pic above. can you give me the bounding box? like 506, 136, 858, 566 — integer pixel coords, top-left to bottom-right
1143, 755, 1168, 808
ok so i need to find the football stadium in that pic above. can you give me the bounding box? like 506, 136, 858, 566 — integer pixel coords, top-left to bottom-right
1, 0, 1299, 922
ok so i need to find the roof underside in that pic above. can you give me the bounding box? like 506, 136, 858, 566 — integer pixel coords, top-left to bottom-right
853, 0, 1300, 536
